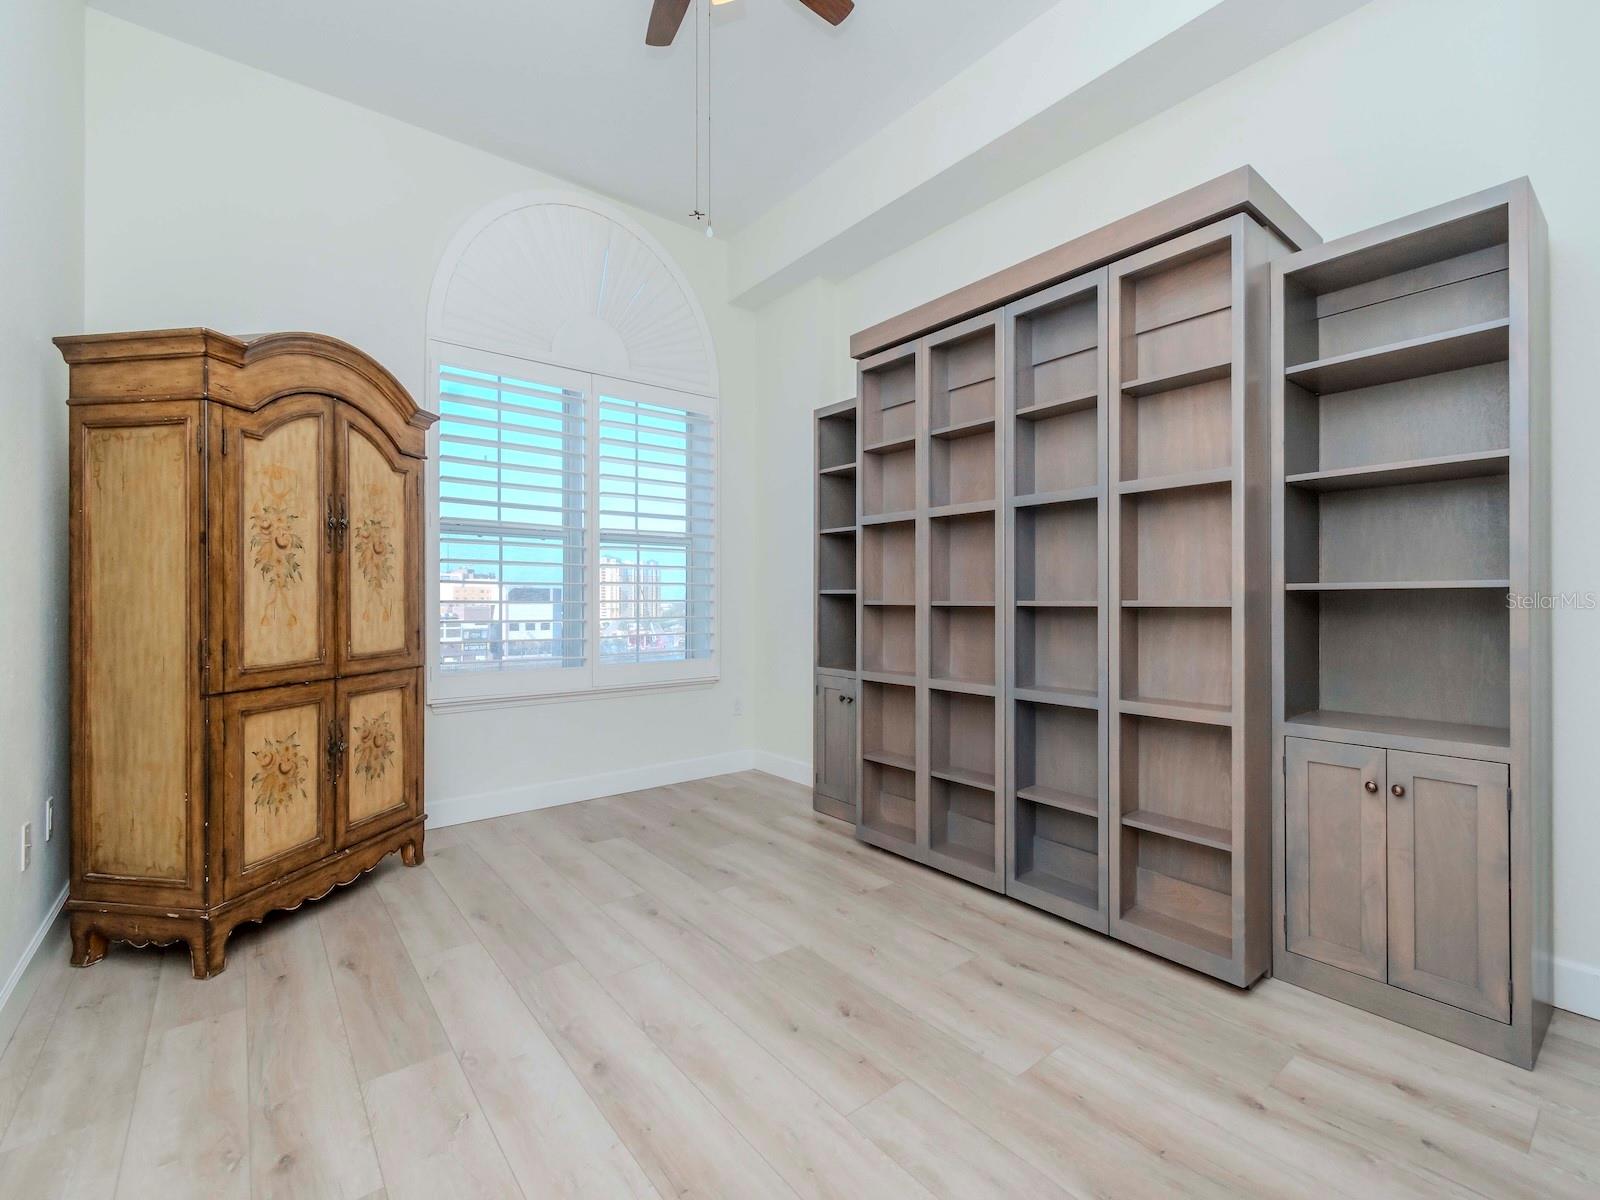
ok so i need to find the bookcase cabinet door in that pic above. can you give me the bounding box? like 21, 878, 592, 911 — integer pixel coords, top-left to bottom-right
814, 674, 858, 823
1283, 738, 1387, 980
337, 403, 423, 675
212, 394, 338, 692
338, 669, 423, 848
212, 681, 338, 900
1386, 750, 1510, 1021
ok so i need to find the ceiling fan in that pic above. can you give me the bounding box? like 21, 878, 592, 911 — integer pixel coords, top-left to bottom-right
646, 0, 854, 46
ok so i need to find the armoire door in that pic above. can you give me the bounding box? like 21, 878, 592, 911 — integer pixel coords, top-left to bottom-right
814, 674, 858, 822
337, 669, 422, 848
210, 681, 338, 900
211, 394, 337, 692
1283, 738, 1387, 980
1386, 751, 1511, 1022
336, 403, 422, 676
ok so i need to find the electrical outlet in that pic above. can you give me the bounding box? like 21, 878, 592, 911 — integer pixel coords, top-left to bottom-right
19, 823, 31, 872
44, 797, 54, 842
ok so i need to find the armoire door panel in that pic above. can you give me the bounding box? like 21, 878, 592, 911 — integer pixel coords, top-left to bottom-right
1283, 738, 1387, 980
211, 681, 338, 900
337, 404, 421, 675
337, 669, 421, 847
212, 394, 337, 691
1386, 750, 1511, 1022
73, 404, 207, 906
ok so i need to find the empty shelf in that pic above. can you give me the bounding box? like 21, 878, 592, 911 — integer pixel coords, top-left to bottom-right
1283, 709, 1511, 757
1014, 685, 1099, 710
1014, 485, 1099, 508
930, 678, 997, 697
861, 511, 915, 526
1121, 359, 1231, 397
1116, 467, 1232, 495
1285, 579, 1510, 591
1018, 599, 1098, 609
862, 599, 914, 608
1285, 449, 1510, 492
864, 433, 916, 455
860, 670, 916, 687
1013, 869, 1098, 911
1121, 598, 1232, 608
817, 588, 856, 597
930, 765, 996, 791
929, 499, 997, 519
1121, 810, 1231, 852
930, 840, 997, 873
818, 460, 857, 477
1015, 389, 1097, 420
932, 599, 996, 608
1119, 697, 1234, 727
931, 415, 997, 440
1017, 785, 1098, 818
862, 749, 916, 772
1119, 904, 1232, 961
1285, 318, 1510, 394
819, 525, 857, 536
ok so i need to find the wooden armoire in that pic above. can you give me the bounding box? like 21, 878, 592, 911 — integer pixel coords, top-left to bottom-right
55, 329, 435, 978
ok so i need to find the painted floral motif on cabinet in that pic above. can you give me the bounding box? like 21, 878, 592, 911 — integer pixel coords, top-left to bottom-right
250, 731, 308, 813
352, 482, 397, 620
353, 709, 395, 781
248, 462, 306, 627
346, 432, 409, 656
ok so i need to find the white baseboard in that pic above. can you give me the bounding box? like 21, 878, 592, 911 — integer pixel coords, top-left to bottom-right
1554, 956, 1600, 1021
748, 750, 812, 787
426, 749, 764, 828
0, 883, 69, 1055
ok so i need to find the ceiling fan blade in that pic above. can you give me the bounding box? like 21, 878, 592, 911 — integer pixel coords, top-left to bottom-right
796, 0, 854, 25
646, 0, 692, 46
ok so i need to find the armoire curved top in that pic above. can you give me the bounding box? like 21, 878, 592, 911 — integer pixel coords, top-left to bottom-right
428, 190, 720, 398
54, 328, 437, 459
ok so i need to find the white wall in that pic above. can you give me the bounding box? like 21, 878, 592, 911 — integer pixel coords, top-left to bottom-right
0, 0, 83, 1020
83, 12, 766, 826
750, 0, 1600, 1015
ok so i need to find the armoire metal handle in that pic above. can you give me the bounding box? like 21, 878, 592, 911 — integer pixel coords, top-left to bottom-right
326, 496, 336, 551
336, 495, 349, 550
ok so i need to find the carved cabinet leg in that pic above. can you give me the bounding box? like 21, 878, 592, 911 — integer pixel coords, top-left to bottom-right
401, 836, 424, 867
194, 926, 231, 979
70, 917, 108, 968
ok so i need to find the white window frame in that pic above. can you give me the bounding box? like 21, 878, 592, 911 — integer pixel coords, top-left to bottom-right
427, 342, 720, 709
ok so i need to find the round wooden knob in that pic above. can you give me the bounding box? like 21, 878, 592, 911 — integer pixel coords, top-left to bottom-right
1391, 784, 1406, 798
1364, 780, 1378, 793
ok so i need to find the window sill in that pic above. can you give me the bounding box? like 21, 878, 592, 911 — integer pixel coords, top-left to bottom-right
427, 673, 720, 715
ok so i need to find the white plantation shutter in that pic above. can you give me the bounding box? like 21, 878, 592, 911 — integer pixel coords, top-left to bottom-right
594, 386, 716, 674
430, 351, 718, 703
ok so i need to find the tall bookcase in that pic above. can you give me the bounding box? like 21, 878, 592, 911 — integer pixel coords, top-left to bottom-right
814, 398, 859, 823
855, 323, 1007, 889
1270, 180, 1550, 1066
828, 168, 1323, 986
1004, 270, 1110, 928
1106, 215, 1287, 985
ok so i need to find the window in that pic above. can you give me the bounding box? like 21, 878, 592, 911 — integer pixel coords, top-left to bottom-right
431, 347, 718, 704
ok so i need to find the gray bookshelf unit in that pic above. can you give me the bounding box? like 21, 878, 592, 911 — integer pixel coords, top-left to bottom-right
814, 397, 859, 823
1270, 180, 1551, 1066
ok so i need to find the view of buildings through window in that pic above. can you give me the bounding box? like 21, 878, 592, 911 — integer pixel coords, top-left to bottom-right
436, 361, 713, 676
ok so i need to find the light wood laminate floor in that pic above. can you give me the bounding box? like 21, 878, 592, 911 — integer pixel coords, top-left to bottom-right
1, 770, 1597, 1199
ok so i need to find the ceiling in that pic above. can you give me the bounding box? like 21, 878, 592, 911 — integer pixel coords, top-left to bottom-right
89, 0, 1060, 231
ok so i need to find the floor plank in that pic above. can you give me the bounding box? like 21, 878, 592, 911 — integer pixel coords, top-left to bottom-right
519, 959, 798, 1200
117, 1007, 249, 1200
362, 1052, 524, 1200
602, 959, 936, 1200
243, 914, 384, 1200
417, 943, 660, 1200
